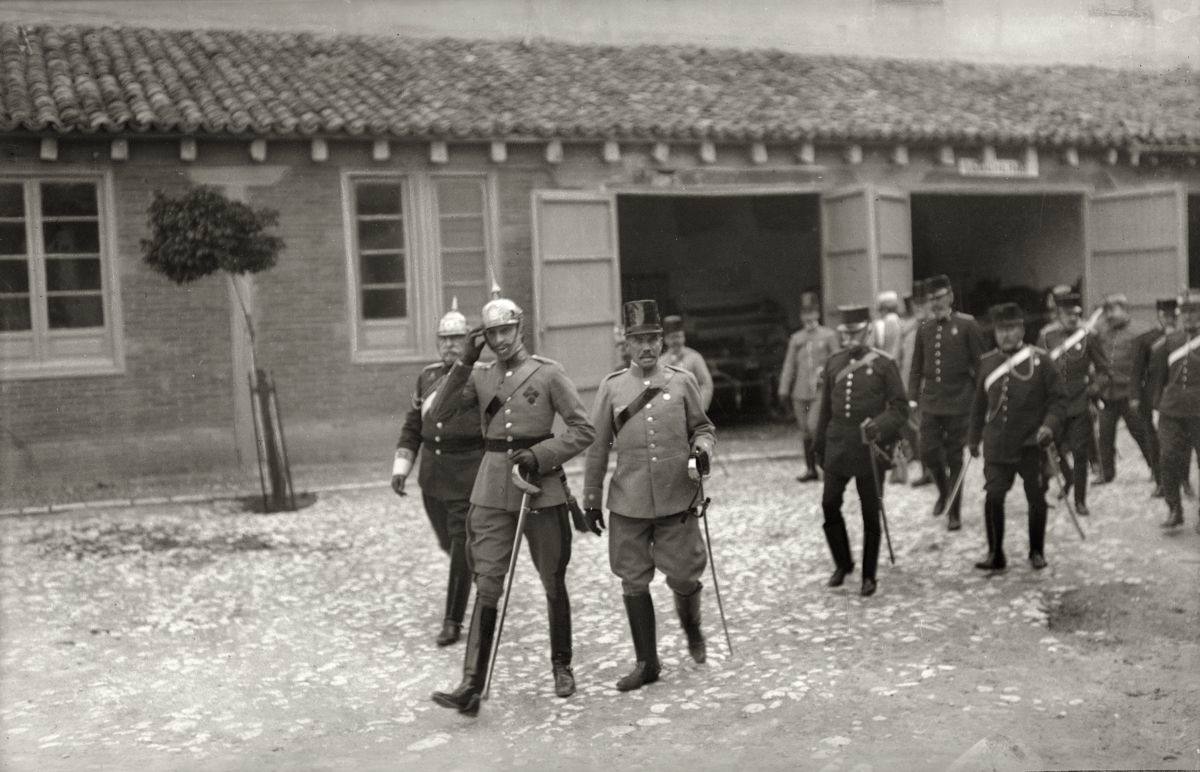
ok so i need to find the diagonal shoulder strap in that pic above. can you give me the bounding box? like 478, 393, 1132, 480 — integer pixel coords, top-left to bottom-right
1168, 335, 1200, 367
984, 346, 1032, 392
1049, 328, 1088, 361
484, 395, 503, 425
614, 387, 662, 435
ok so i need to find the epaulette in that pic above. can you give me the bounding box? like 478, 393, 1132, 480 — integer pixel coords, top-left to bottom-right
981, 348, 1005, 362
868, 346, 893, 360
1029, 345, 1048, 357
664, 363, 689, 374
602, 368, 628, 381
473, 360, 494, 369
530, 354, 558, 366
954, 311, 975, 321
422, 361, 443, 371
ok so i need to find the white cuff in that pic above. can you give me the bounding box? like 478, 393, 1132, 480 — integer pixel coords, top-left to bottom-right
392, 452, 412, 477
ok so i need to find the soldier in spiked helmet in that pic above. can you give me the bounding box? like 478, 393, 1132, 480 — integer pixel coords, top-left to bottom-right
392, 298, 484, 646
429, 283, 595, 716
583, 299, 716, 692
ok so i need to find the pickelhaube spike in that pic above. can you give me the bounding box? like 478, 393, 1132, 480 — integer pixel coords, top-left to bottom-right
437, 295, 469, 337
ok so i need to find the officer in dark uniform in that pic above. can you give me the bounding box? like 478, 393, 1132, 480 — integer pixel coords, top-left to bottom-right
1040, 292, 1110, 516
391, 300, 483, 646
908, 275, 987, 530
429, 293, 596, 716
1096, 293, 1155, 485
968, 303, 1067, 571
1132, 298, 1179, 497
583, 300, 716, 692
814, 305, 909, 597
1150, 289, 1200, 531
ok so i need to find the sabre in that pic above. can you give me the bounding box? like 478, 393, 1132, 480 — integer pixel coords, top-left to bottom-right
482, 465, 539, 700
865, 436, 897, 565
691, 453, 734, 658
937, 453, 973, 519
1044, 444, 1087, 541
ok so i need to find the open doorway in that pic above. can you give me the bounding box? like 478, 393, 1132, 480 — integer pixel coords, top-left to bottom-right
912, 193, 1086, 339
616, 193, 821, 420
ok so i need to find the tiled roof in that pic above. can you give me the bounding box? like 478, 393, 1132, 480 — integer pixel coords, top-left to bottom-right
1, 23, 1197, 148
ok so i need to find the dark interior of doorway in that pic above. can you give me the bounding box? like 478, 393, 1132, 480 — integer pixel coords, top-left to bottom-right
1189, 195, 1199, 286
911, 193, 1085, 341
616, 194, 820, 423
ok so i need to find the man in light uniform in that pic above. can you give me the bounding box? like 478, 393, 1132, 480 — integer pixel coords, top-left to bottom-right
583, 299, 716, 692
814, 305, 909, 597
968, 303, 1067, 571
391, 299, 483, 646
1150, 290, 1200, 531
429, 293, 595, 716
778, 292, 839, 482
871, 290, 904, 361
661, 314, 714, 410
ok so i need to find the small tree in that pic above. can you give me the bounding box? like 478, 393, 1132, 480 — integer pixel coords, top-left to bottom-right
142, 186, 293, 510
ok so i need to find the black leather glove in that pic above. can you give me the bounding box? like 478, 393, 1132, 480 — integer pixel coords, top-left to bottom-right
583, 508, 606, 536
462, 326, 486, 366
511, 448, 539, 477
390, 474, 406, 496
860, 417, 881, 443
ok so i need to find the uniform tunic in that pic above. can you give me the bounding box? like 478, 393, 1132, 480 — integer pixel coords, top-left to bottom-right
433, 353, 596, 604
908, 312, 987, 417
814, 345, 908, 581
1132, 327, 1169, 475
968, 346, 1067, 558
1150, 330, 1200, 513
397, 361, 485, 550
778, 324, 840, 438
660, 346, 714, 410
584, 364, 716, 594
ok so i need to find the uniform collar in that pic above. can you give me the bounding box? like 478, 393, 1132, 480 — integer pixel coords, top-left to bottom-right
631, 362, 667, 383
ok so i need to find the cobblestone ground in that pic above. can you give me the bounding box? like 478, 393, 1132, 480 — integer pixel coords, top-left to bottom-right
2, 432, 1198, 771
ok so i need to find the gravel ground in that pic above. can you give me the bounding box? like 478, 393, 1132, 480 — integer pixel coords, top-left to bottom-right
1, 431, 1198, 771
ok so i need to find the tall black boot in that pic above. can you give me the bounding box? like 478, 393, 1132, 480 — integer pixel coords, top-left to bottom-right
547, 592, 575, 697
974, 500, 1007, 570
798, 440, 820, 482
1029, 504, 1047, 569
674, 586, 707, 664
437, 539, 471, 646
930, 464, 949, 517
616, 593, 661, 692
822, 521, 855, 586
946, 458, 963, 531
431, 598, 495, 716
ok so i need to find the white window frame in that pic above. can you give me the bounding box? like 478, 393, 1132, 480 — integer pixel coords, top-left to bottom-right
341, 171, 499, 364
0, 171, 125, 380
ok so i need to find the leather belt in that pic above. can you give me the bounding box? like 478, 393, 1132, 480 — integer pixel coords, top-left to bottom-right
485, 434, 553, 452
428, 436, 484, 453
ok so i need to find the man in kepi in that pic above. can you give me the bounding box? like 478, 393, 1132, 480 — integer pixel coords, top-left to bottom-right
1040, 292, 1110, 516
1132, 298, 1186, 498
778, 291, 839, 482
661, 314, 714, 410
908, 275, 986, 530
583, 299, 716, 692
1150, 290, 1200, 532
968, 303, 1067, 571
429, 291, 596, 716
391, 299, 483, 646
814, 305, 909, 597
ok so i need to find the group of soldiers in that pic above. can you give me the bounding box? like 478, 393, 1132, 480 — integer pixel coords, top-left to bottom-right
392, 291, 715, 717
390, 277, 1200, 717
780, 276, 1200, 592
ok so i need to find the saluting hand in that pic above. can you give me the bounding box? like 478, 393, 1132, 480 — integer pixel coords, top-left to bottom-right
462, 326, 487, 366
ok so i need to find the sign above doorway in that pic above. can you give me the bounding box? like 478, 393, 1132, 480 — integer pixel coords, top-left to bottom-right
957, 147, 1040, 178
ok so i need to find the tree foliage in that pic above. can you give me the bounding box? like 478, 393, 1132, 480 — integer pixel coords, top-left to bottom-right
141, 187, 284, 284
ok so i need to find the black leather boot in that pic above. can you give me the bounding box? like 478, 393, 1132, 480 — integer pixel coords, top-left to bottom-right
797, 440, 820, 482
616, 593, 661, 692
548, 593, 575, 698
674, 587, 707, 664
1028, 504, 1047, 570
930, 465, 949, 517
822, 521, 854, 587
431, 599, 495, 716
974, 500, 1007, 570
437, 539, 471, 646
1161, 505, 1184, 528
